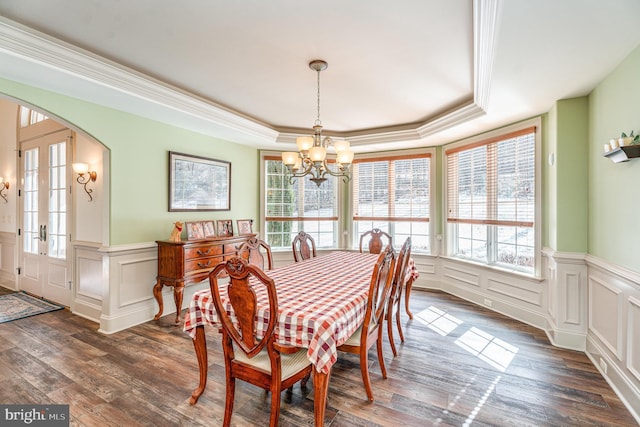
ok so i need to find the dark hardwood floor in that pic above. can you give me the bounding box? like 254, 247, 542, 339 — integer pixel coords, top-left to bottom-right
0, 286, 637, 426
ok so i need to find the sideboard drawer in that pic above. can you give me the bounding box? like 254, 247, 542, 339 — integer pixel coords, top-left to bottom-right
184, 257, 221, 274
185, 244, 223, 260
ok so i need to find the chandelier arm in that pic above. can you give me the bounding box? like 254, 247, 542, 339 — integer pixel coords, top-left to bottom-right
322, 160, 352, 179
288, 159, 314, 178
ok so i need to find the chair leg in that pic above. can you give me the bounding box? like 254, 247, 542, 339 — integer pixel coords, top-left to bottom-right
395, 297, 405, 343
190, 325, 208, 405
269, 383, 282, 427
405, 278, 414, 319
387, 306, 398, 357
359, 346, 374, 401
223, 377, 235, 427
395, 286, 405, 343
395, 308, 405, 343
301, 371, 311, 388
376, 334, 387, 380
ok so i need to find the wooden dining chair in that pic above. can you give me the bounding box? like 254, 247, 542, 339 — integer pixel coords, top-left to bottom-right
359, 228, 392, 254
387, 237, 412, 357
337, 245, 396, 402
209, 257, 313, 427
291, 231, 317, 262
238, 237, 273, 270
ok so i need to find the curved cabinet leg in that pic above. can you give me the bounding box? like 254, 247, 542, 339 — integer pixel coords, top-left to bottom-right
153, 280, 164, 320
173, 284, 184, 324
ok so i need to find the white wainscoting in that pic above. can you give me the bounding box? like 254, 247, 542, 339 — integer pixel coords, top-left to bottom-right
584, 255, 640, 422
94, 242, 211, 334
72, 242, 103, 322
422, 255, 548, 331
0, 231, 17, 289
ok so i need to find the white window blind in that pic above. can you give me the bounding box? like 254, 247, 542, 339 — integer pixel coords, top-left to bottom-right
352, 154, 430, 251
446, 127, 536, 271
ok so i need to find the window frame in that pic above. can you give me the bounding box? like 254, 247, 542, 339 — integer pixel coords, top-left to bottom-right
348, 148, 436, 254
260, 151, 345, 250
444, 117, 542, 277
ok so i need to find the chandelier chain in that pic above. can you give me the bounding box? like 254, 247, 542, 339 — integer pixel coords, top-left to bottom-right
315, 67, 322, 126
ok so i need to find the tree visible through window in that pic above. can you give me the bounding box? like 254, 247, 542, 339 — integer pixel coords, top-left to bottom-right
264, 158, 338, 249
446, 127, 536, 273
352, 154, 430, 252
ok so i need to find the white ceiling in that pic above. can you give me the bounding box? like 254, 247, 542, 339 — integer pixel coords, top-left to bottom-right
1, 0, 639, 152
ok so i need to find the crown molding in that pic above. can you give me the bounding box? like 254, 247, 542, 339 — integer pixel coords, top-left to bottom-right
0, 0, 499, 149
474, 0, 500, 111
0, 16, 279, 144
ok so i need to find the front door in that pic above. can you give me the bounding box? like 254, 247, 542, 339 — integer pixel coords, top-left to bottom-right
19, 129, 72, 306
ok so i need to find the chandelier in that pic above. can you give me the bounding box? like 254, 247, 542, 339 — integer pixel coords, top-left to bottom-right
281, 60, 354, 187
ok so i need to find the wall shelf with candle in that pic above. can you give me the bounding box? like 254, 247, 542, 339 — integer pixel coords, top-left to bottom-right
603, 145, 640, 163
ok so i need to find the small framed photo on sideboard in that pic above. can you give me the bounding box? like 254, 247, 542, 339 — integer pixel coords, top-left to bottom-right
217, 219, 233, 237
237, 219, 253, 235
186, 221, 205, 240
202, 221, 216, 238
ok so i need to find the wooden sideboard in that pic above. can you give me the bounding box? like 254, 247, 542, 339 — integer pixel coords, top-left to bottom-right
153, 234, 255, 323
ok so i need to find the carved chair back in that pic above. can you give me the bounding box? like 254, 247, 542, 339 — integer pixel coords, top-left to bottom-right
292, 231, 317, 262
359, 228, 392, 254
238, 237, 273, 271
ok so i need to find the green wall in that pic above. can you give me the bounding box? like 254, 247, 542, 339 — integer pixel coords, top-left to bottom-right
554, 97, 589, 253
589, 44, 640, 271
0, 78, 260, 246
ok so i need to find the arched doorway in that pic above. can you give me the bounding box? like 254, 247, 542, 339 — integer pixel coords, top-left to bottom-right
0, 97, 108, 316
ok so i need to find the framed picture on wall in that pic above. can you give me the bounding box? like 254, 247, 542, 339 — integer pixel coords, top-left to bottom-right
186, 221, 205, 240
237, 219, 253, 235
169, 151, 231, 211
202, 221, 216, 238
217, 219, 233, 237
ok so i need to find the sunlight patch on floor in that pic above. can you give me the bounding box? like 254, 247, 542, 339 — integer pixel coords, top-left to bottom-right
455, 326, 518, 372
415, 305, 463, 336
462, 375, 502, 427
432, 373, 502, 427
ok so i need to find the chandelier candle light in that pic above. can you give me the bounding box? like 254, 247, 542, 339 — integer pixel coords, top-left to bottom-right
281, 60, 354, 186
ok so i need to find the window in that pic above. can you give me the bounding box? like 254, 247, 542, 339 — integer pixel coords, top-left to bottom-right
19, 106, 49, 127
264, 157, 338, 249
446, 126, 537, 274
352, 153, 430, 252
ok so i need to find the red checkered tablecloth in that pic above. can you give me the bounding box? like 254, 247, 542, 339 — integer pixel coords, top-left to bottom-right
183, 251, 419, 374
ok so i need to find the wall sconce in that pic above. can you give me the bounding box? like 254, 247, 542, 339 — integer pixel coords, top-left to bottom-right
72, 163, 97, 201
0, 177, 9, 203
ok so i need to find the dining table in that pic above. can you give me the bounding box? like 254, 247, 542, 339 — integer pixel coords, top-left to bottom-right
183, 250, 419, 426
